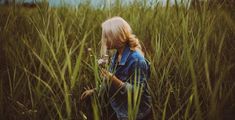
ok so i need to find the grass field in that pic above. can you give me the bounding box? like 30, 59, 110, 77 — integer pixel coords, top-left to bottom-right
0, 1, 235, 120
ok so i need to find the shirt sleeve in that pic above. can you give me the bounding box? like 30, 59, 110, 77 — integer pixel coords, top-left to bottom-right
119, 59, 150, 95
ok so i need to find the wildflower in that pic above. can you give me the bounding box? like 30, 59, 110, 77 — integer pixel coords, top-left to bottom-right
98, 55, 109, 68
87, 48, 92, 52
87, 48, 93, 57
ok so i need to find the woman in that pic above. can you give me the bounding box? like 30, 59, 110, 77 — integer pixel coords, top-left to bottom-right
80, 16, 152, 120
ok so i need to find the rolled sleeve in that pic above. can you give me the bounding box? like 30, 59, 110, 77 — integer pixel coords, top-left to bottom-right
120, 82, 132, 94
119, 60, 149, 95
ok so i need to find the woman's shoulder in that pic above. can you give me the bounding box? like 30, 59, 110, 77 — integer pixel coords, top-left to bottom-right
128, 50, 150, 70
129, 49, 145, 62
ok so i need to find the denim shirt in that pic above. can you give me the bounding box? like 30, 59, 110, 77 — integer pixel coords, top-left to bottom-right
106, 45, 152, 120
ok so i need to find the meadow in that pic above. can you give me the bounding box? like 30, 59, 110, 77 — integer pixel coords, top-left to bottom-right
0, 1, 235, 120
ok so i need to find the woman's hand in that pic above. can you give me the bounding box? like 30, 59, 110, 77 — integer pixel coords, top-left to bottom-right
80, 86, 95, 101
100, 68, 113, 80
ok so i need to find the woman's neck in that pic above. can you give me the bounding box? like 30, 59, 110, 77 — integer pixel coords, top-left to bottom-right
117, 47, 124, 56
117, 46, 125, 62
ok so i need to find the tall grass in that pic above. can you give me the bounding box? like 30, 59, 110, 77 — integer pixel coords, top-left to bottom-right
0, 1, 235, 120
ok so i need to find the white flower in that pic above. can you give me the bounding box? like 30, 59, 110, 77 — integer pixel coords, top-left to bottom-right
87, 48, 92, 52
98, 55, 109, 66
98, 59, 105, 65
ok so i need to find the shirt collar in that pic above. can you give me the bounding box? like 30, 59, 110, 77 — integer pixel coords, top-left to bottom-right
111, 45, 131, 66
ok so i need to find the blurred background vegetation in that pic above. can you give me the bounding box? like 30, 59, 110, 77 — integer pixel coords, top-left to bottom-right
0, 0, 234, 120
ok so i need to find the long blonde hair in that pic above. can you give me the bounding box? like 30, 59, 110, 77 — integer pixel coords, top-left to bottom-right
100, 16, 143, 57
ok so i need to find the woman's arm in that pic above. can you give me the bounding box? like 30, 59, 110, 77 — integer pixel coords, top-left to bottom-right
100, 59, 149, 93
100, 68, 124, 89
115, 60, 150, 95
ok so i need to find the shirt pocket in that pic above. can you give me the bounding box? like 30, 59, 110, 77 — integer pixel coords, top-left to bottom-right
116, 69, 129, 82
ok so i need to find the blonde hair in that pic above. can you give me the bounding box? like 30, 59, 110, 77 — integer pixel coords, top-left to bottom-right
100, 16, 143, 57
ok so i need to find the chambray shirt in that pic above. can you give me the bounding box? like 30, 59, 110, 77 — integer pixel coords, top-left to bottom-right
106, 45, 152, 120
